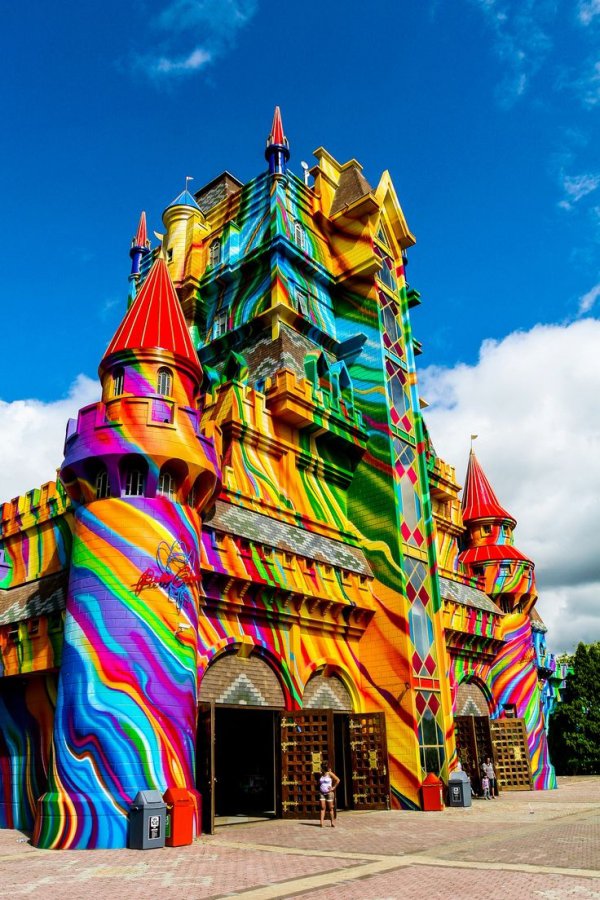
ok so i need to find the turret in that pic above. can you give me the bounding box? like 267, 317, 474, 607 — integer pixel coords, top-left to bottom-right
265, 106, 290, 176
34, 257, 221, 850
162, 187, 206, 285
458, 451, 535, 614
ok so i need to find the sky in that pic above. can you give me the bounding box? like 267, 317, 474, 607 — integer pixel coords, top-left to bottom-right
0, 0, 599, 652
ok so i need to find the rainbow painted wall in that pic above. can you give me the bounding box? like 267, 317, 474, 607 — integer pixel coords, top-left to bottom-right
0, 111, 555, 848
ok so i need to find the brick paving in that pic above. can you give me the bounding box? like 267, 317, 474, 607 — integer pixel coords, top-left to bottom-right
0, 777, 598, 898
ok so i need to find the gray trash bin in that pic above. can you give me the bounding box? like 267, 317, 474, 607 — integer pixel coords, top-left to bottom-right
129, 790, 167, 849
448, 771, 472, 808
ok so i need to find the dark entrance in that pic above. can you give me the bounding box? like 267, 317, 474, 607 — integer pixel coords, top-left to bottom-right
214, 707, 277, 819
197, 706, 390, 832
333, 713, 352, 810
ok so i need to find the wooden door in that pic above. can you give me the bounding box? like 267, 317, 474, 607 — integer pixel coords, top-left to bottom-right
490, 718, 533, 790
454, 715, 479, 788
455, 715, 495, 793
280, 710, 333, 818
196, 702, 215, 834
347, 712, 390, 810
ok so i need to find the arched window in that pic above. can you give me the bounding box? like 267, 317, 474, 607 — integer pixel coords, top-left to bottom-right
95, 468, 110, 499
124, 467, 145, 497
209, 238, 221, 267
294, 222, 306, 251
157, 367, 173, 397
113, 368, 124, 397
157, 470, 175, 500
187, 481, 198, 507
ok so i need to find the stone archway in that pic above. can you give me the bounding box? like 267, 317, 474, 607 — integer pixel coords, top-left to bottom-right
199, 651, 285, 708
303, 670, 353, 711
455, 678, 491, 717
198, 651, 285, 829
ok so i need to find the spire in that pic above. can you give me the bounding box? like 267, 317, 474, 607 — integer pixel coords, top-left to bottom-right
265, 106, 290, 176
129, 211, 151, 284
133, 211, 148, 248
461, 451, 516, 525
104, 257, 200, 375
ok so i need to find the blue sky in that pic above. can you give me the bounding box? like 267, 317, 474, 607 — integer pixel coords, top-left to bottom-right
1, 0, 599, 650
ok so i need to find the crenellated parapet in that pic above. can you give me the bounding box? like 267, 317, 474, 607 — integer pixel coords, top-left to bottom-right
0, 480, 69, 540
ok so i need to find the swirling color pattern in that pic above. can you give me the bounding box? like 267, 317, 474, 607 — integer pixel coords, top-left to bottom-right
34, 501, 204, 849
0, 118, 555, 849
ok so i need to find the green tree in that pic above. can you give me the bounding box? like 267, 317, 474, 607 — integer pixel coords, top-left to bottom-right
548, 642, 600, 775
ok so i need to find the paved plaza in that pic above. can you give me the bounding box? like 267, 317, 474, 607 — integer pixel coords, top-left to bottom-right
0, 777, 599, 899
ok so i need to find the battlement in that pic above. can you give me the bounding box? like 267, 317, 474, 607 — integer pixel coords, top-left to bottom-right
0, 480, 69, 538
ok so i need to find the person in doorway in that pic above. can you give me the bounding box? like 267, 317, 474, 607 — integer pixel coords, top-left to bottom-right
481, 774, 491, 800
318, 762, 340, 827
482, 756, 497, 797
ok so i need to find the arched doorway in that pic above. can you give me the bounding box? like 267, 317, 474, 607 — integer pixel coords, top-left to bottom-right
454, 678, 495, 795
304, 671, 354, 810
279, 670, 390, 819
198, 651, 285, 829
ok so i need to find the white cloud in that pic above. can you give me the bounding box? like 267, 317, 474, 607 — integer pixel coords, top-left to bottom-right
578, 282, 600, 314
558, 172, 600, 209
420, 319, 600, 654
0, 376, 99, 503
575, 58, 600, 108
467, 0, 555, 106
577, 0, 600, 26
151, 47, 212, 77
134, 0, 257, 81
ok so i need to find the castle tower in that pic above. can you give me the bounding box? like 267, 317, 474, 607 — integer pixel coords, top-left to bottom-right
34, 258, 221, 849
458, 451, 536, 614
162, 187, 206, 288
265, 106, 290, 175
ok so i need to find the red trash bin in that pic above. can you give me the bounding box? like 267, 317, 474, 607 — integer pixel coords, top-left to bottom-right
163, 788, 196, 847
420, 773, 444, 811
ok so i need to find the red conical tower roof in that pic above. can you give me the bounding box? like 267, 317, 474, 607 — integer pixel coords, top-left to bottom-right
462, 451, 515, 524
133, 211, 148, 248
103, 256, 200, 373
269, 106, 286, 145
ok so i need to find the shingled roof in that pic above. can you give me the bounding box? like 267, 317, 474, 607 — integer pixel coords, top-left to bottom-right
329, 163, 373, 216
0, 571, 67, 626
439, 576, 502, 614
102, 257, 200, 374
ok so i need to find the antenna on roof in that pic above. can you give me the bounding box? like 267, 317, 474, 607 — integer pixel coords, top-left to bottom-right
300, 161, 310, 186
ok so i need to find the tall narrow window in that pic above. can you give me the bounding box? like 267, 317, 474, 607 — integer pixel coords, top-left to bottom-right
377, 255, 397, 291
157, 367, 173, 396
125, 468, 145, 497
214, 310, 228, 338
295, 287, 309, 316
95, 468, 111, 499
157, 470, 175, 500
113, 368, 124, 397
294, 222, 306, 251
209, 239, 221, 267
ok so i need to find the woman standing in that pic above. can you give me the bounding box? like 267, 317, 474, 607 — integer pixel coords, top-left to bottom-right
318, 762, 340, 827
482, 756, 497, 797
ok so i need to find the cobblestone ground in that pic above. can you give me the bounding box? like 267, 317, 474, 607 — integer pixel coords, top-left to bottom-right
0, 777, 598, 899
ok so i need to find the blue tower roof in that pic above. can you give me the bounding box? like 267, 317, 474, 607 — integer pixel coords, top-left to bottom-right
166, 189, 201, 210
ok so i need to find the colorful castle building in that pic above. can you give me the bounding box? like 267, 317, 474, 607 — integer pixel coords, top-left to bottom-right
0, 109, 555, 849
